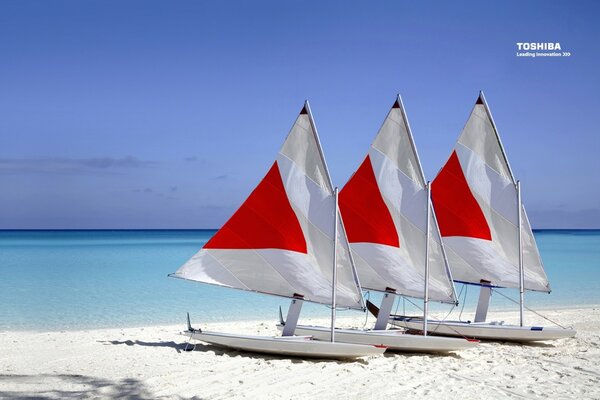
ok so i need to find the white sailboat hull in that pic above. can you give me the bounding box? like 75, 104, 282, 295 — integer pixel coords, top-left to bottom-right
184, 330, 386, 359
277, 324, 477, 353
390, 316, 576, 342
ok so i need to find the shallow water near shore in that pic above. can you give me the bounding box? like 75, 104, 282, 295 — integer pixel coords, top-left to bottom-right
0, 229, 599, 331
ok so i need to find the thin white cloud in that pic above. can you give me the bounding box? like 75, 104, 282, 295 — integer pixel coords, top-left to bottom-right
0, 156, 156, 175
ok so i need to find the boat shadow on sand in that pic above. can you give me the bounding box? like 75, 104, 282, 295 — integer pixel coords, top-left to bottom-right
100, 339, 463, 362
479, 339, 557, 348
99, 339, 186, 353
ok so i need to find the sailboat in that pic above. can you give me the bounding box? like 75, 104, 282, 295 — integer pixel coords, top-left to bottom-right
169, 102, 386, 359
388, 92, 576, 342
278, 96, 477, 353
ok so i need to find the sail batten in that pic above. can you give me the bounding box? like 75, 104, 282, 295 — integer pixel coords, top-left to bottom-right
171, 103, 364, 310
433, 92, 550, 293
340, 96, 457, 303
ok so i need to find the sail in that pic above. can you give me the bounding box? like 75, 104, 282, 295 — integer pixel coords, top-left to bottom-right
171, 102, 364, 309
339, 96, 457, 304
431, 92, 550, 292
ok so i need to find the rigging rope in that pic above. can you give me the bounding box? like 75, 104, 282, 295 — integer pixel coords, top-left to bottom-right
399, 295, 473, 340
430, 304, 457, 335
362, 290, 371, 329
490, 289, 570, 330
458, 284, 468, 322
402, 295, 405, 316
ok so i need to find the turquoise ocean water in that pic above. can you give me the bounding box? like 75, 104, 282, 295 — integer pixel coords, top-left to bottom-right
0, 230, 598, 331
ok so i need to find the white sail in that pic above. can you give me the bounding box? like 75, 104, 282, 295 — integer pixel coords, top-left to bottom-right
171, 102, 364, 309
431, 92, 550, 292
339, 96, 457, 303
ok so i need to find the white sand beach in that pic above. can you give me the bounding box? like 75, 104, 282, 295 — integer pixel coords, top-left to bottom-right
1, 306, 599, 399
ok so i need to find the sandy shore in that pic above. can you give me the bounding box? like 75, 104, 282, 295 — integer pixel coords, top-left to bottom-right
1, 307, 599, 399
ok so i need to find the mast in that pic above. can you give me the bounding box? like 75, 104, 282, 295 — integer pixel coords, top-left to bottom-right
398, 94, 427, 187
517, 180, 524, 326
306, 100, 366, 311
430, 204, 458, 305
423, 181, 431, 336
305, 100, 334, 193
479, 91, 516, 184
331, 187, 339, 342
400, 93, 458, 305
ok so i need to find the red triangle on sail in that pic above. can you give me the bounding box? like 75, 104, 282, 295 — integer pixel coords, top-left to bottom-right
339, 155, 399, 247
204, 161, 307, 253
432, 151, 492, 240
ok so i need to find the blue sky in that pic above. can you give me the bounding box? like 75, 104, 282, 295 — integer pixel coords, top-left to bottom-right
1, 1, 599, 229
